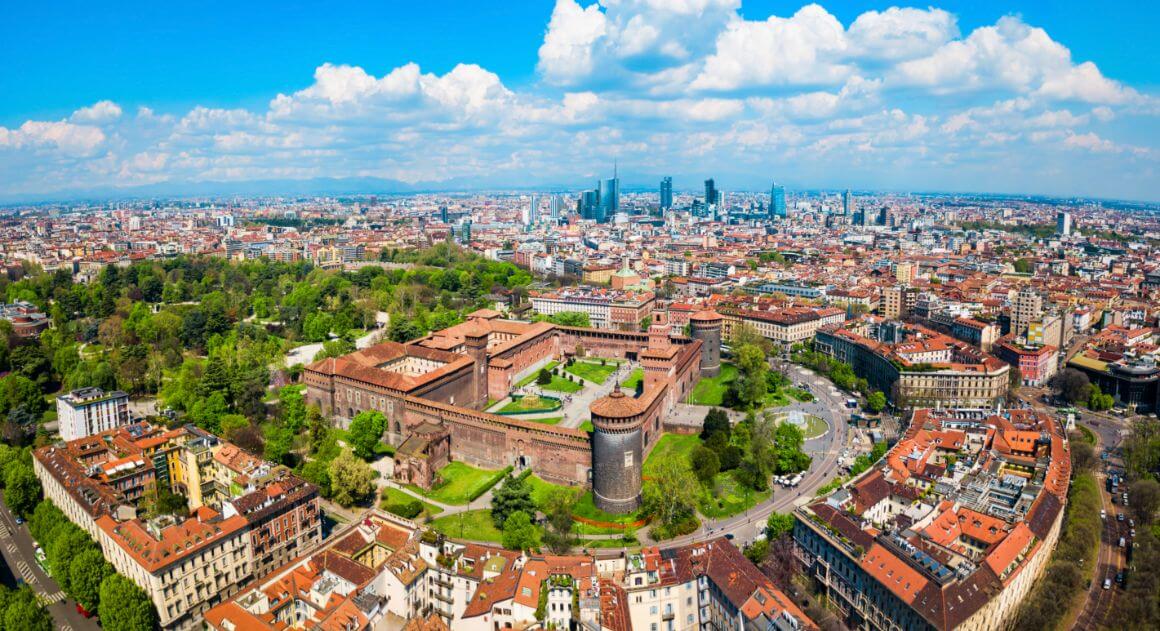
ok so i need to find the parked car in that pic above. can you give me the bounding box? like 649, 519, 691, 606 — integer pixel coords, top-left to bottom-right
1103, 578, 1112, 590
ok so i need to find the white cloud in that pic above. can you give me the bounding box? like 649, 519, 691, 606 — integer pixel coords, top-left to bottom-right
1064, 132, 1120, 152
692, 4, 851, 91
847, 7, 958, 60
70, 101, 123, 124
538, 0, 608, 85
0, 119, 106, 156
1037, 61, 1136, 104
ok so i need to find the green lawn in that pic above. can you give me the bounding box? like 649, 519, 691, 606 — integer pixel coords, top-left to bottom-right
688, 363, 738, 405
525, 416, 564, 425
763, 391, 791, 408
429, 509, 505, 542
332, 428, 395, 456
620, 368, 644, 391
579, 420, 594, 433
409, 462, 507, 505
643, 433, 703, 477
516, 361, 560, 388
499, 395, 561, 414
573, 491, 645, 526
697, 472, 771, 519
380, 487, 443, 518
540, 375, 584, 393
565, 360, 620, 385
523, 473, 576, 508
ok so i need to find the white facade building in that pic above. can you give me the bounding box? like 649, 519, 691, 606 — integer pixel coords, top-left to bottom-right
56, 387, 131, 441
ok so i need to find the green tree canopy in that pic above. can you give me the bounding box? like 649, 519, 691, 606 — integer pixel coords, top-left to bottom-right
99, 574, 158, 631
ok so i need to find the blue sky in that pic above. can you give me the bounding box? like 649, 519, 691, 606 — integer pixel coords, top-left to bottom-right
1, 1, 1157, 200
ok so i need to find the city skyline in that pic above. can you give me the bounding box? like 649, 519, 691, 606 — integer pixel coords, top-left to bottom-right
1, 1, 1158, 202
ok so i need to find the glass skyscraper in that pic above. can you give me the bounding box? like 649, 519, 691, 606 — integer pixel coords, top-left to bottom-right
660, 176, 672, 210
771, 183, 787, 219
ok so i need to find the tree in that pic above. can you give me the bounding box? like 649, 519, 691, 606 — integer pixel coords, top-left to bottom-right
69, 548, 114, 613
541, 488, 579, 554
4, 461, 41, 517
99, 574, 158, 631
3, 586, 53, 631
547, 311, 590, 327
1086, 384, 1114, 411
700, 408, 731, 441
347, 410, 387, 460
690, 446, 720, 484
47, 526, 91, 593
491, 474, 536, 529
1048, 368, 1091, 404
328, 450, 375, 507
1069, 438, 1097, 473
536, 368, 552, 386
766, 512, 795, 540
866, 391, 886, 413
1128, 478, 1160, 526
501, 511, 540, 551
641, 458, 699, 535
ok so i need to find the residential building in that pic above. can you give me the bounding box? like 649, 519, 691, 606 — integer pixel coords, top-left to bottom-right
993, 338, 1059, 386
33, 423, 322, 629
56, 387, 131, 441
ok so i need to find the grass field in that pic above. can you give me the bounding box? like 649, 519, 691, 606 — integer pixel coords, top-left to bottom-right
573, 491, 645, 526
540, 374, 584, 393
333, 428, 395, 456
429, 509, 505, 542
643, 433, 702, 477
688, 363, 738, 405
522, 473, 577, 508
579, 420, 594, 433
516, 361, 560, 388
787, 387, 814, 402
620, 368, 644, 391
524, 416, 564, 425
499, 395, 561, 414
565, 360, 620, 385
410, 462, 507, 505
380, 487, 443, 518
697, 472, 771, 518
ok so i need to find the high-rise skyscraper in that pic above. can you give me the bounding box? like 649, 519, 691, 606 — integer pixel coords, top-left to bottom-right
524, 194, 538, 226
660, 177, 673, 210
843, 189, 852, 216
439, 205, 449, 223
704, 178, 718, 208
770, 183, 787, 219
550, 195, 563, 219
580, 189, 599, 220
1056, 211, 1072, 236
597, 164, 619, 223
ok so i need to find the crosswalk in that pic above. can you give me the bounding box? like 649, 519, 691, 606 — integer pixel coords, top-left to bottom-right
16, 559, 38, 584
34, 590, 63, 605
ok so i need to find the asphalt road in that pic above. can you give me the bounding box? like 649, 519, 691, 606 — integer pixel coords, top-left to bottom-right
0, 491, 99, 631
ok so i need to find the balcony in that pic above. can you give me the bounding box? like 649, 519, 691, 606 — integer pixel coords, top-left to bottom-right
661, 610, 674, 621
432, 590, 454, 604
432, 576, 453, 590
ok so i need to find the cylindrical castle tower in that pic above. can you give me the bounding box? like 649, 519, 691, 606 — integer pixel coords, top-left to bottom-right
589, 390, 646, 514
689, 310, 723, 378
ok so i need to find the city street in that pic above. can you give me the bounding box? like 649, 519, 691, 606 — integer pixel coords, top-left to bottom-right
0, 491, 99, 631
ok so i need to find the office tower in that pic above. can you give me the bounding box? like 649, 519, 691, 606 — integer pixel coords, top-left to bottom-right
770, 182, 787, 219
550, 195, 563, 219
843, 189, 852, 216
580, 189, 599, 220
704, 178, 718, 208
1056, 211, 1072, 236
439, 205, 449, 223
598, 170, 619, 223
660, 176, 673, 210
524, 194, 538, 226
460, 219, 472, 244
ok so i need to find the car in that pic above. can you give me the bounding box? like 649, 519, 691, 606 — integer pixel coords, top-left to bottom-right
1103, 578, 1112, 590
1119, 537, 1126, 548
76, 603, 94, 618
1129, 518, 1135, 527
1118, 513, 1125, 522
1100, 509, 1106, 520
13, 517, 22, 525
1116, 571, 1125, 585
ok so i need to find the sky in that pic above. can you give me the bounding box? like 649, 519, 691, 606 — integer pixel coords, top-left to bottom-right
1, 0, 1158, 201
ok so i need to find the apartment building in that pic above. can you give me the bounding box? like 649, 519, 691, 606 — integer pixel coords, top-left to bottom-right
56, 387, 131, 441
204, 511, 814, 631
993, 338, 1059, 386
794, 408, 1069, 631
529, 287, 654, 330
721, 306, 845, 349
33, 423, 321, 629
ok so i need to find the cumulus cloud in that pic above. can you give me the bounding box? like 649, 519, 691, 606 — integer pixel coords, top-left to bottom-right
847, 7, 958, 60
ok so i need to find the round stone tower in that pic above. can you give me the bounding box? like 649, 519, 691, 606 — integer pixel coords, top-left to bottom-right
589, 390, 646, 514
689, 310, 723, 378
